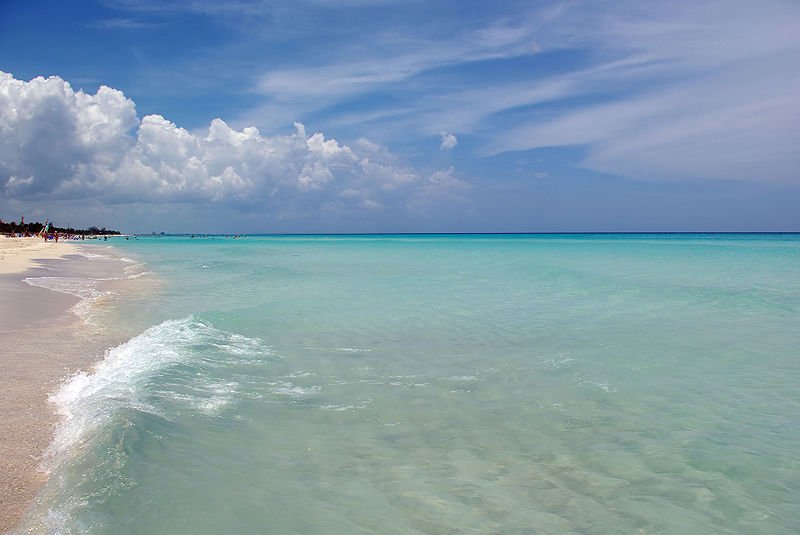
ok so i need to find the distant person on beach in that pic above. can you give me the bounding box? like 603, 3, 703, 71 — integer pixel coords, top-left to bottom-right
40, 220, 50, 241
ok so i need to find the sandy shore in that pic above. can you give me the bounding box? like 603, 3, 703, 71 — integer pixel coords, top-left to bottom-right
0, 237, 132, 532
0, 236, 79, 276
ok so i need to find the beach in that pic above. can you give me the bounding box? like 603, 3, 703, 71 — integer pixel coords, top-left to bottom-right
0, 237, 133, 532
0, 237, 78, 276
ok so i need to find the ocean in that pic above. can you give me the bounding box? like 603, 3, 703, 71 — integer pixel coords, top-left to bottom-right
19, 234, 800, 533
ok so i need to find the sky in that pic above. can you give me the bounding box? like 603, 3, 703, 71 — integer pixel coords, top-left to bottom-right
1, 0, 798, 233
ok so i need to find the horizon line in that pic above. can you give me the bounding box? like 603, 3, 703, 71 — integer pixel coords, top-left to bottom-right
124, 231, 800, 237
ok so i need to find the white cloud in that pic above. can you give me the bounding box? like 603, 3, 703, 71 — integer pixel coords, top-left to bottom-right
359, 158, 417, 190
0, 72, 464, 212
89, 17, 162, 30
0, 72, 137, 198
484, 45, 800, 181
417, 167, 470, 199
98, 0, 798, 185
439, 131, 457, 151
248, 12, 549, 125
339, 187, 382, 209
245, 0, 800, 184
470, 0, 800, 182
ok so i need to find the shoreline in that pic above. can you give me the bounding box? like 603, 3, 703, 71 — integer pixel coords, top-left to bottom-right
0, 237, 139, 532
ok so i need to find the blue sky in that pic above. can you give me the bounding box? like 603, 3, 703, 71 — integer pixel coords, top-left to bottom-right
1, 0, 798, 233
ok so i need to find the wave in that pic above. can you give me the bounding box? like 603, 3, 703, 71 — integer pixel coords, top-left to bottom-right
75, 247, 142, 267
46, 316, 274, 468
18, 316, 276, 533
303, 346, 374, 353
23, 262, 153, 324
125, 270, 155, 279
23, 276, 112, 324
74, 250, 112, 260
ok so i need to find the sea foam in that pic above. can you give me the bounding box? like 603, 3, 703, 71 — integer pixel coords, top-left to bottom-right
46, 316, 273, 469
23, 276, 111, 324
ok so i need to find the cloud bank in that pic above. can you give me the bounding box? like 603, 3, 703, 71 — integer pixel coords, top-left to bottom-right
0, 72, 462, 214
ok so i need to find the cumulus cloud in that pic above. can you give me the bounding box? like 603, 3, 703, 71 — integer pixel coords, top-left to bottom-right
0, 72, 137, 198
0, 72, 464, 213
439, 131, 457, 151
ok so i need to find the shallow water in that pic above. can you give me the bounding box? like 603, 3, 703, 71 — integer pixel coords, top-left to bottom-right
22, 234, 800, 533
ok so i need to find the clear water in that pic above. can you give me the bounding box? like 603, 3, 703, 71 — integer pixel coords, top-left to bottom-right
22, 234, 800, 533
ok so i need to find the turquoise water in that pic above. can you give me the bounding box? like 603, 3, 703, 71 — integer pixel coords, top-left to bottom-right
23, 234, 800, 533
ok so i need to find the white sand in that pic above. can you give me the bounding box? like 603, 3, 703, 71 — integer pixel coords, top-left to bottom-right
0, 236, 78, 275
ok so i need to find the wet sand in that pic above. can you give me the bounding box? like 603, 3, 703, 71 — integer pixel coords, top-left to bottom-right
0, 240, 134, 532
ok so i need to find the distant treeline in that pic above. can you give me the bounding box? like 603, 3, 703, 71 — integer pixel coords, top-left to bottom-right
0, 219, 121, 236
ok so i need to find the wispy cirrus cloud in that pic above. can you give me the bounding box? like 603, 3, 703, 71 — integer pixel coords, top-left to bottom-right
247, 12, 552, 120
486, 66, 800, 181
475, 0, 800, 181
88, 17, 165, 30
100, 0, 274, 17
256, 38, 535, 100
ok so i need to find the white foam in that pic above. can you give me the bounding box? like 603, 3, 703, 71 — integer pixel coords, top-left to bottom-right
267, 381, 321, 397
123, 262, 147, 273
126, 271, 155, 279
443, 375, 479, 382
75, 251, 111, 260
539, 355, 576, 370
319, 398, 373, 412
46, 317, 273, 470
162, 379, 240, 414
303, 346, 374, 353
24, 275, 99, 299
575, 375, 618, 393
23, 276, 112, 324
284, 371, 315, 378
